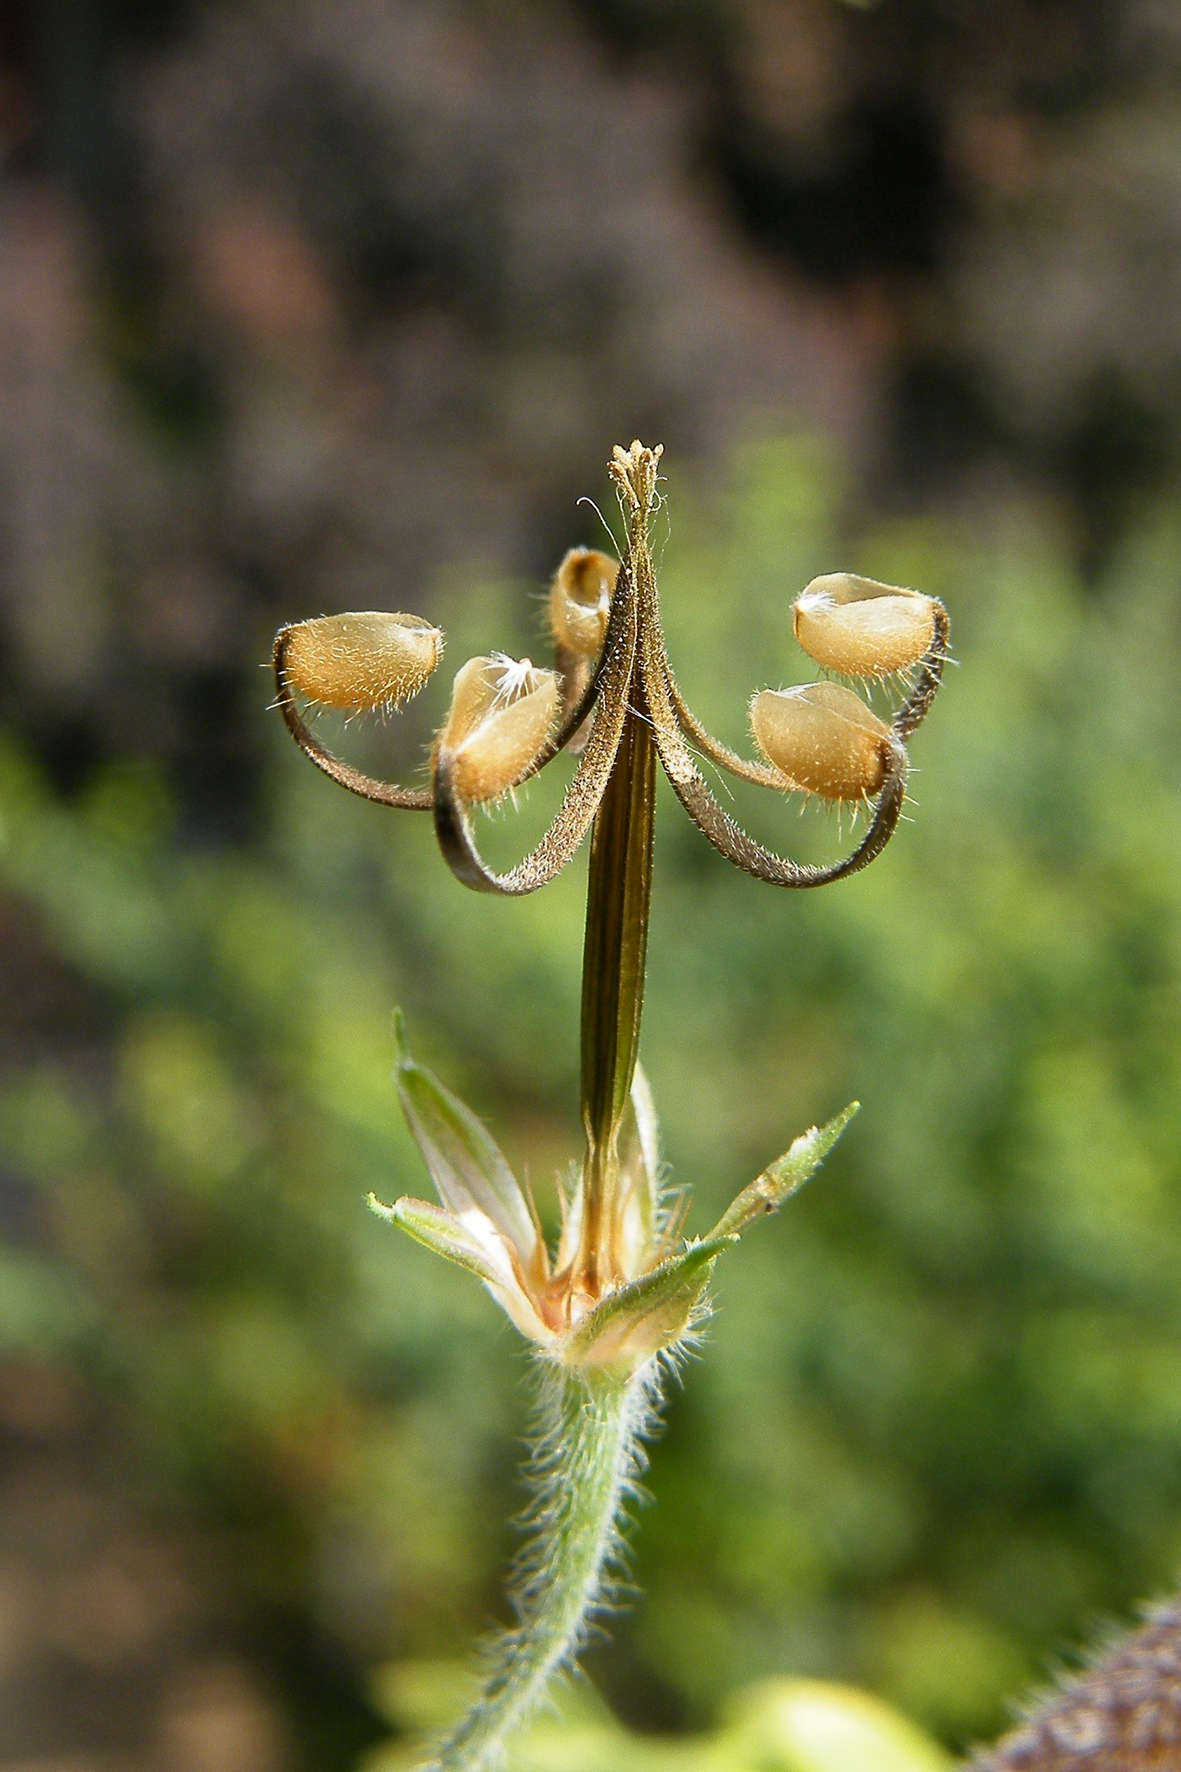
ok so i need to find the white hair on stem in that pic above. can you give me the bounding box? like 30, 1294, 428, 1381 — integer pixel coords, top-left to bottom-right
418, 1360, 661, 1772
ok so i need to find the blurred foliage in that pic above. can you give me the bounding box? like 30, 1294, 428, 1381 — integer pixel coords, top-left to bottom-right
363, 1662, 950, 1772
3, 437, 1181, 1760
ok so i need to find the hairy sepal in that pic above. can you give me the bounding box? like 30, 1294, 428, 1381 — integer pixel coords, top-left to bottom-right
368, 1193, 553, 1345
564, 1236, 736, 1374
392, 1009, 538, 1262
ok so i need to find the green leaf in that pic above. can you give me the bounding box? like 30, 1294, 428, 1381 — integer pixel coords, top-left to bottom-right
565, 1236, 736, 1372
392, 1010, 536, 1258
707, 1103, 859, 1240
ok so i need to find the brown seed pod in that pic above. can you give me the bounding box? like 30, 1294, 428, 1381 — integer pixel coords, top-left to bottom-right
439, 655, 561, 803
793, 574, 936, 678
549, 548, 618, 658
281, 612, 443, 711
749, 681, 893, 801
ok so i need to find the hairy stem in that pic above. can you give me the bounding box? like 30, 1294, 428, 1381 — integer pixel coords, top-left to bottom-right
423, 1365, 650, 1772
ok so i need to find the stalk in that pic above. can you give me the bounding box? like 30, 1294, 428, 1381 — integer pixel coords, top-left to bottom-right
418, 445, 667, 1769
423, 1365, 649, 1772
576, 699, 657, 1293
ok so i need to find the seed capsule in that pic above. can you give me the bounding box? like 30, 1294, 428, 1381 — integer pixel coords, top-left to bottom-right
792, 574, 936, 678
438, 655, 561, 803
281, 612, 442, 711
750, 681, 894, 801
549, 548, 618, 658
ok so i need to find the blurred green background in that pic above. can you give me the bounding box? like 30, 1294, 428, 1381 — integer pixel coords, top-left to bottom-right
4, 3, 1181, 1769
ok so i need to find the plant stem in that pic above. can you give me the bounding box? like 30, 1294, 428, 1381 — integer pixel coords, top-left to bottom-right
423, 1366, 648, 1772
425, 450, 663, 1770
576, 696, 657, 1294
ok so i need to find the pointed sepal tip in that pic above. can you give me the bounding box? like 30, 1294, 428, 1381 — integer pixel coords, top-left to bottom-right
708, 1101, 859, 1241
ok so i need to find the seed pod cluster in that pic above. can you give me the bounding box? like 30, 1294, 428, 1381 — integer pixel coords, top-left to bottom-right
549, 548, 618, 658
281, 612, 443, 711
272, 444, 947, 898
438, 655, 561, 803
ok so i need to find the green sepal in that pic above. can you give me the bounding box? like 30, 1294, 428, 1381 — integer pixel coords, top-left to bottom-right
392, 1009, 537, 1257
564, 1235, 736, 1372
707, 1102, 859, 1241
370, 1191, 553, 1344
368, 1193, 507, 1287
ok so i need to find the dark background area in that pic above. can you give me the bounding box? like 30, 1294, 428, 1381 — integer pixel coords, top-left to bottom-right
3, 3, 1181, 1769
6, 0, 1181, 831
